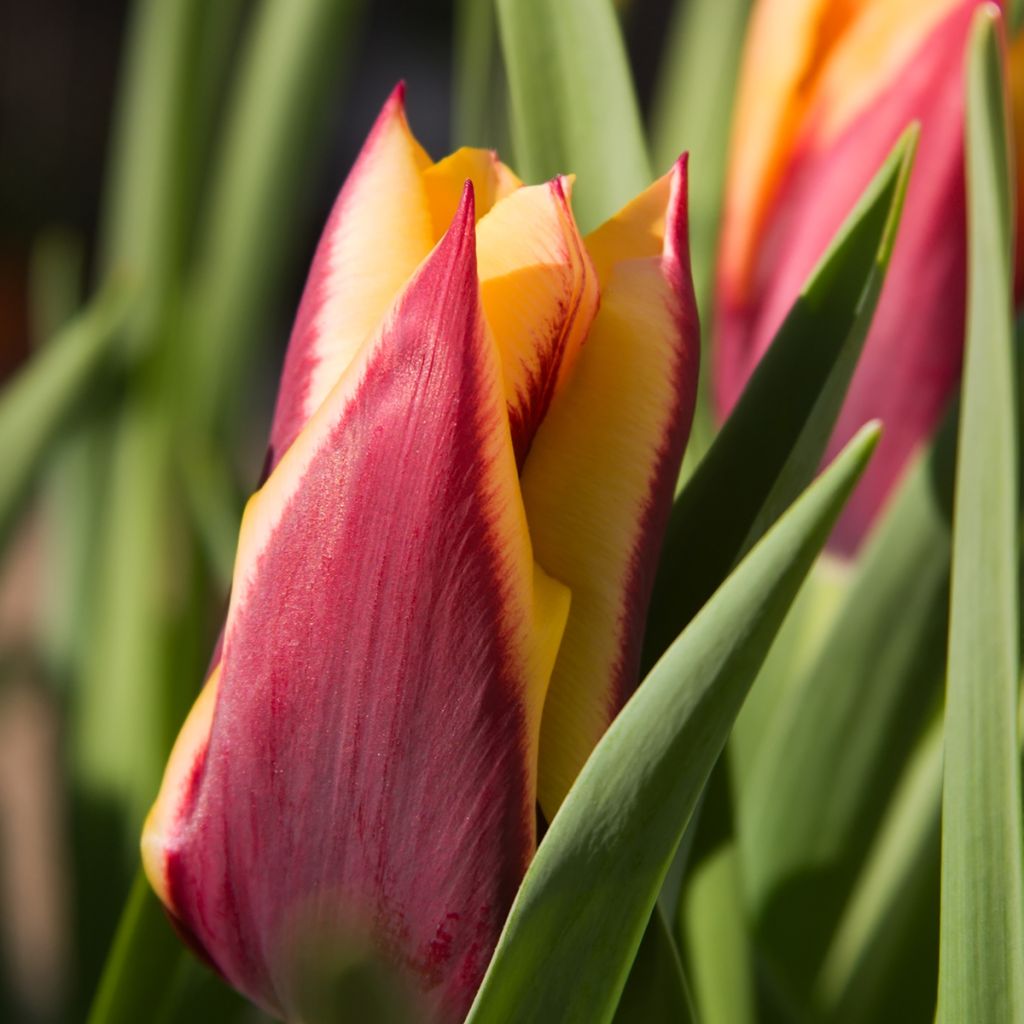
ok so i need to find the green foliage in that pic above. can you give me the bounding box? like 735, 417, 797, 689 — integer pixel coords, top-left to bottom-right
496, 0, 650, 231
938, 11, 1024, 1021
0, 284, 131, 552
644, 129, 915, 665
465, 427, 878, 1024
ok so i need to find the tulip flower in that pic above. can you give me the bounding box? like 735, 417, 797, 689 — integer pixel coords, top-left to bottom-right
141, 86, 698, 1021
715, 0, 995, 554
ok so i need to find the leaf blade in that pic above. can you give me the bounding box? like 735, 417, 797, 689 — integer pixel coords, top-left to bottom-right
466, 425, 879, 1024
495, 0, 649, 231
643, 130, 915, 666
938, 10, 1024, 1021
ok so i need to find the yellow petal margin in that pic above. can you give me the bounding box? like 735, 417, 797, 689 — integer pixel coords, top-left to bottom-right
476, 177, 599, 462
524, 159, 699, 818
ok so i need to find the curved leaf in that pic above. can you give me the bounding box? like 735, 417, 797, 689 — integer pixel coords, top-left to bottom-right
466, 425, 879, 1024
643, 130, 915, 666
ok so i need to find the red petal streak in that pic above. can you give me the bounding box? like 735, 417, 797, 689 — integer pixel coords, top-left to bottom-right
158, 187, 558, 1021
477, 177, 600, 465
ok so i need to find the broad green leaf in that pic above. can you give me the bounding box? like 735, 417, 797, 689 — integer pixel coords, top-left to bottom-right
816, 715, 943, 1024
0, 284, 131, 552
184, 0, 367, 430
643, 129, 915, 666
495, 0, 649, 232
740, 418, 955, 997
938, 10, 1024, 1022
614, 909, 697, 1024
465, 425, 879, 1024
87, 871, 186, 1024
452, 0, 509, 152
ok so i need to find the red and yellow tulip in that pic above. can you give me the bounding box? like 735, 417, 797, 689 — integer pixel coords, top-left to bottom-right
140, 87, 698, 1021
715, 0, 999, 554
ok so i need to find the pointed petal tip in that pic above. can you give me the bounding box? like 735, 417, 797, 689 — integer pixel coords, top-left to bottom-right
664, 154, 693, 280
373, 81, 411, 134
415, 178, 478, 307
388, 80, 407, 108
449, 178, 477, 238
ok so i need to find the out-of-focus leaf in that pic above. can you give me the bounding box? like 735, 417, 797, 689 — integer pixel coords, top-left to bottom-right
97, 0, 207, 343
0, 284, 131, 552
74, 390, 171, 831
177, 440, 243, 589
28, 230, 84, 350
740, 415, 955, 998
465, 426, 879, 1024
495, 0, 649, 231
614, 909, 696, 1023
184, 0, 367, 430
678, 765, 755, 1024
816, 715, 943, 1024
69, 389, 173, 1012
729, 554, 848, 786
87, 871, 186, 1024
643, 130, 915, 667
452, 0, 508, 152
651, 0, 752, 465
651, 0, 750, 312
938, 11, 1024, 1022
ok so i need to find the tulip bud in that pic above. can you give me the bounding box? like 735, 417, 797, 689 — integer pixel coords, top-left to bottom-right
716, 0, 1000, 553
142, 87, 698, 1020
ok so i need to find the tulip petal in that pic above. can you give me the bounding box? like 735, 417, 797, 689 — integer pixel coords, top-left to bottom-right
144, 187, 569, 1021
523, 159, 699, 817
476, 177, 600, 464
720, 0, 962, 302
717, 0, 983, 552
422, 147, 521, 235
266, 84, 435, 468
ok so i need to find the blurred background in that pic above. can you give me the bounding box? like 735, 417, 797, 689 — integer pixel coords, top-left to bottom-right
0, 1, 703, 1021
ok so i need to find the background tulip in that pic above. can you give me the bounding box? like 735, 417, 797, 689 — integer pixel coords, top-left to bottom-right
715, 0, 994, 554
140, 89, 698, 1021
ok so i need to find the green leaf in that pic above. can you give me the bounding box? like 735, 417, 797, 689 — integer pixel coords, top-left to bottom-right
649, 0, 752, 467
614, 909, 697, 1024
0, 284, 131, 552
938, 10, 1024, 1022
643, 129, 916, 667
184, 0, 367, 430
452, 0, 509, 152
98, 0, 207, 289
650, 0, 750, 313
740, 416, 955, 998
677, 765, 756, 1024
87, 870, 186, 1024
465, 425, 879, 1024
495, 0, 649, 232
816, 715, 943, 1024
